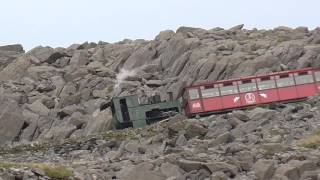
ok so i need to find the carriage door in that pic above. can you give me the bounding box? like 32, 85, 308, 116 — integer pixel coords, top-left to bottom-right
294, 71, 317, 98
120, 98, 130, 122
200, 84, 222, 112
220, 82, 241, 109
257, 76, 279, 103
315, 70, 320, 93
188, 88, 203, 113
276, 74, 298, 101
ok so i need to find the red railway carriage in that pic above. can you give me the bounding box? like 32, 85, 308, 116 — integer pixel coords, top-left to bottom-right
183, 68, 320, 117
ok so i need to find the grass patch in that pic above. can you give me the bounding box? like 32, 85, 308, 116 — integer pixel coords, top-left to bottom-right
103, 130, 138, 141
297, 130, 320, 149
107, 85, 114, 93
0, 143, 50, 155
0, 162, 73, 179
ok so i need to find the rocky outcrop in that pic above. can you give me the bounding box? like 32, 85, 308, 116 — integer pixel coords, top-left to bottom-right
1, 26, 319, 145
0, 26, 320, 179
0, 97, 320, 179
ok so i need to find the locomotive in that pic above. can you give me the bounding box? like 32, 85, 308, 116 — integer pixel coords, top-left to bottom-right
110, 93, 181, 129
111, 67, 320, 129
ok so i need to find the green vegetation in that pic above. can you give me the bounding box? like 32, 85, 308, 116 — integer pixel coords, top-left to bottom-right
0, 162, 73, 179
0, 143, 50, 155
277, 36, 290, 43
103, 130, 139, 141
297, 130, 320, 149
107, 85, 114, 93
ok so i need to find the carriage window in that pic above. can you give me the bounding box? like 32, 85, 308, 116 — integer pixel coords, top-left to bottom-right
295, 73, 314, 85
189, 88, 200, 100
220, 83, 238, 96
201, 86, 220, 98
239, 81, 257, 93
258, 77, 276, 90
315, 71, 320, 82
276, 76, 295, 87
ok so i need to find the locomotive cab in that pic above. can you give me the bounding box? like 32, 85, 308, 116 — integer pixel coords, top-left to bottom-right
111, 93, 181, 129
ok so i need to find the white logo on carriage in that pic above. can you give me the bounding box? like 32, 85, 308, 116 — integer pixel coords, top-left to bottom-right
245, 93, 256, 104
192, 102, 201, 109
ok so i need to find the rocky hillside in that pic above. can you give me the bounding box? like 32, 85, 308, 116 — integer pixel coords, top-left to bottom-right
0, 25, 320, 179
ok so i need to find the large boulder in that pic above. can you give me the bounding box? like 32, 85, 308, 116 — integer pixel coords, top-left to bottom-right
160, 33, 199, 69
0, 44, 24, 52
0, 44, 24, 70
118, 162, 165, 180
247, 107, 276, 121
122, 43, 157, 69
69, 50, 89, 71
0, 96, 25, 145
252, 159, 275, 180
160, 162, 184, 178
0, 54, 33, 81
28, 46, 55, 63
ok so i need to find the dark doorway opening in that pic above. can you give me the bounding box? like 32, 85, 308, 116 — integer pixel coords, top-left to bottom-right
120, 99, 130, 122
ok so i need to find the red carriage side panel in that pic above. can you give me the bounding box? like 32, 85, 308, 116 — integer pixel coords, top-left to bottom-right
278, 87, 299, 101
202, 97, 223, 111
187, 88, 203, 114
189, 100, 203, 113
239, 92, 261, 106
276, 74, 299, 101
237, 79, 260, 106
256, 77, 279, 103
220, 82, 241, 109
294, 71, 317, 98
258, 89, 279, 103
222, 95, 242, 109
200, 84, 223, 112
296, 84, 317, 98
314, 70, 320, 93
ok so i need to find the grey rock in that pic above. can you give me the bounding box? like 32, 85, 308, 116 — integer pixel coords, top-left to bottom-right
69, 49, 89, 70
180, 169, 211, 180
175, 134, 187, 147
274, 164, 299, 180
82, 108, 114, 135
0, 44, 24, 52
176, 159, 204, 172
205, 162, 238, 177
184, 122, 208, 139
156, 30, 175, 41
252, 159, 275, 180
26, 99, 50, 116
0, 54, 32, 81
211, 171, 228, 180
160, 162, 184, 178
146, 80, 163, 87
0, 96, 24, 145
231, 111, 250, 122
29, 46, 55, 63
122, 43, 157, 69
229, 24, 244, 31
209, 132, 234, 147
247, 107, 276, 121
118, 162, 165, 180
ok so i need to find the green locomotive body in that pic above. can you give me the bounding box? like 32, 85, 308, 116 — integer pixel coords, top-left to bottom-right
111, 94, 181, 129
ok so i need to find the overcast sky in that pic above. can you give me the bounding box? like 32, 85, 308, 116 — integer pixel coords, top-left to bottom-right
0, 0, 319, 51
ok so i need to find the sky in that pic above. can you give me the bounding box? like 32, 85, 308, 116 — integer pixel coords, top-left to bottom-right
0, 0, 319, 51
